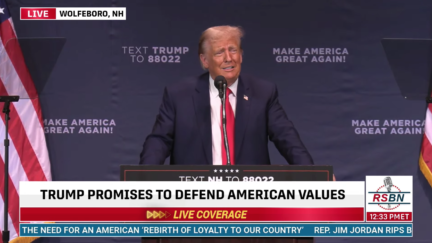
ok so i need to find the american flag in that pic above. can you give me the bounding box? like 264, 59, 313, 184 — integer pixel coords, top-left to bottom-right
0, 0, 52, 241
420, 101, 432, 187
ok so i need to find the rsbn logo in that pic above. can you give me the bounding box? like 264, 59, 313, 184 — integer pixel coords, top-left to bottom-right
368, 177, 410, 210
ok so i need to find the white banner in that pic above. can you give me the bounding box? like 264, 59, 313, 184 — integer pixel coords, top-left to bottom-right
56, 8, 126, 20
20, 181, 364, 208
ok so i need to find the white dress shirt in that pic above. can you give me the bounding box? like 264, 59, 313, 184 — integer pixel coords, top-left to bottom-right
209, 76, 238, 165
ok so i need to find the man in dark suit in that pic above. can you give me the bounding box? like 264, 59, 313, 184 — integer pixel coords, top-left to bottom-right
140, 25, 313, 166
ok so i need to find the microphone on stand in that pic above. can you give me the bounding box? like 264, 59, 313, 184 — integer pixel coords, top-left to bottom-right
214, 76, 231, 165
214, 76, 225, 98
384, 177, 393, 209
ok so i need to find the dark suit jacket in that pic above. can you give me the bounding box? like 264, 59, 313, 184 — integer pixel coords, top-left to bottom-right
140, 73, 313, 165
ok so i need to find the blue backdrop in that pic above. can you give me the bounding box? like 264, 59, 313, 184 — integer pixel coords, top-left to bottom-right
6, 0, 432, 242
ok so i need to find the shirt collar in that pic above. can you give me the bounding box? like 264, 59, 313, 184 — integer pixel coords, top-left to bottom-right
209, 75, 238, 98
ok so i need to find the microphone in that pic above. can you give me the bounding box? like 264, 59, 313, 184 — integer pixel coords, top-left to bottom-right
214, 76, 226, 99
384, 177, 393, 208
384, 177, 393, 192
213, 76, 231, 165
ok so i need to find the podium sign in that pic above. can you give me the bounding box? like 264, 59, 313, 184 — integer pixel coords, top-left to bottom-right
121, 165, 333, 182
120, 165, 332, 243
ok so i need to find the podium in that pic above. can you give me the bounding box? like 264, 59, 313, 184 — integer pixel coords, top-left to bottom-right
120, 165, 333, 243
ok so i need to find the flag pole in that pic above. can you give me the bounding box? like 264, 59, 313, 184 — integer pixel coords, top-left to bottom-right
0, 96, 19, 243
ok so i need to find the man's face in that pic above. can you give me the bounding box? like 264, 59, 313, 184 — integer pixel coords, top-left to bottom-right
200, 36, 243, 84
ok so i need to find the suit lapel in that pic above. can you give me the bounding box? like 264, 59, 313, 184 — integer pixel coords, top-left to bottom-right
193, 73, 212, 164
235, 75, 251, 163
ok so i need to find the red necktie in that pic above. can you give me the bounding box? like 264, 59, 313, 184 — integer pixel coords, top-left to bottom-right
221, 88, 235, 165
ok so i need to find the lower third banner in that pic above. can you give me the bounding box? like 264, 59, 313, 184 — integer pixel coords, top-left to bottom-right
20, 223, 412, 237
